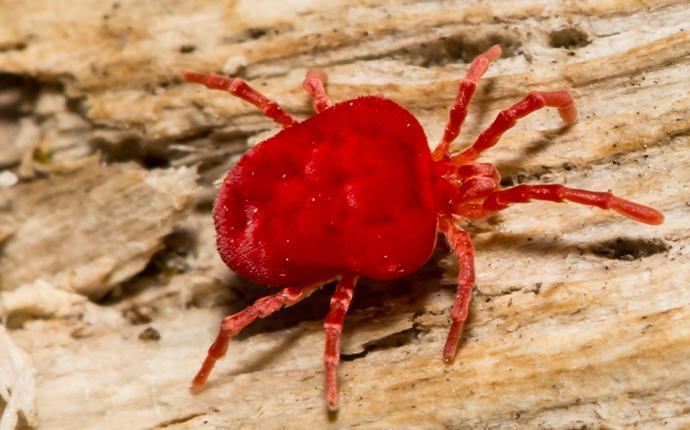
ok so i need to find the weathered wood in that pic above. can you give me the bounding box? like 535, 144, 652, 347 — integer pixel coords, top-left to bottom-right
0, 326, 36, 430
0, 159, 198, 299
0, 1, 689, 429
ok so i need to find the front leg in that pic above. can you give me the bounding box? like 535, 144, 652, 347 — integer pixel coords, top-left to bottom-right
450, 90, 577, 165
432, 44, 502, 161
480, 184, 664, 225
438, 216, 476, 362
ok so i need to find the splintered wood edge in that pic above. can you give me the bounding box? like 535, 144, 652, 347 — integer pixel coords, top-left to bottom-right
0, 161, 198, 298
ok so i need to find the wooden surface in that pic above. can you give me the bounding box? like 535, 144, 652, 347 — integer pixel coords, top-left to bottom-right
0, 1, 689, 429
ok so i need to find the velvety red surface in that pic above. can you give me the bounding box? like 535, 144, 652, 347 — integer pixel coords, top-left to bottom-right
213, 96, 437, 286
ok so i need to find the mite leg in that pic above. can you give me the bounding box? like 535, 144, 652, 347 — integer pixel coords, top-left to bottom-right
183, 71, 296, 128
450, 90, 577, 165
432, 44, 502, 161
438, 217, 476, 363
477, 184, 664, 225
191, 282, 323, 391
323, 274, 358, 411
303, 69, 333, 113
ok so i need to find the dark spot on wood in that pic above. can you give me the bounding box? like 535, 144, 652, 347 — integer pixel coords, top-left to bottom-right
534, 282, 542, 295
549, 27, 590, 49
589, 237, 669, 261
409, 32, 521, 68
341, 326, 423, 362
155, 412, 205, 427
0, 41, 27, 52
247, 28, 267, 39
139, 326, 161, 341
142, 152, 170, 168
123, 306, 153, 324
179, 45, 196, 54
0, 73, 41, 116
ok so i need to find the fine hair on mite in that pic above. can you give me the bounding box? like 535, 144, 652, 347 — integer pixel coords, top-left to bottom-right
183, 44, 663, 412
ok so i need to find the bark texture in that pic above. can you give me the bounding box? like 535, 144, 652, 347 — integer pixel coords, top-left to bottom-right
0, 1, 689, 429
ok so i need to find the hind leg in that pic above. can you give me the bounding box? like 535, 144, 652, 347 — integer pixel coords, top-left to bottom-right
184, 71, 296, 128
438, 217, 476, 363
191, 281, 323, 390
323, 274, 357, 411
432, 44, 502, 161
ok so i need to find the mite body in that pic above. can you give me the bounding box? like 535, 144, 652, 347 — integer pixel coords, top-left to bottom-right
214, 96, 437, 286
184, 45, 663, 411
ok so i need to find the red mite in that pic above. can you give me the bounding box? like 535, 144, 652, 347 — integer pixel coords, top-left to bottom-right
183, 45, 663, 411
